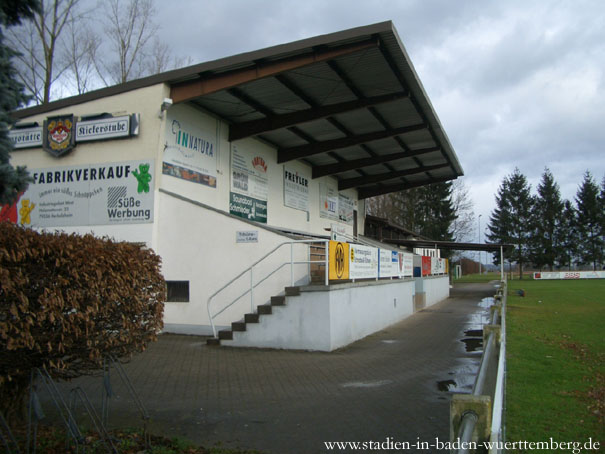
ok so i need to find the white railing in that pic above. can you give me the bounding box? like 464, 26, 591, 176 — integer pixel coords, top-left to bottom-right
206, 239, 329, 338
453, 280, 507, 454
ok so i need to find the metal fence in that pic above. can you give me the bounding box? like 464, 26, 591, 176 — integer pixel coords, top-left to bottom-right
451, 280, 507, 454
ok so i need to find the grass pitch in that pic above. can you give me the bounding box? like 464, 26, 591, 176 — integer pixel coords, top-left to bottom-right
505, 278, 604, 450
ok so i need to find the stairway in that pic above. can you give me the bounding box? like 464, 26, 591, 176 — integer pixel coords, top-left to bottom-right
206, 286, 301, 346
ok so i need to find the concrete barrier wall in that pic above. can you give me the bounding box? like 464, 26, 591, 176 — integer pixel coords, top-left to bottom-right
424, 276, 450, 307
225, 279, 416, 351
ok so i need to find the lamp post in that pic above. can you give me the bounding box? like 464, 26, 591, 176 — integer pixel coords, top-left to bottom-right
478, 214, 482, 275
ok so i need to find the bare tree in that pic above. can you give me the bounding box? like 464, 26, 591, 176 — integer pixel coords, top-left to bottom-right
450, 179, 475, 243
94, 0, 159, 85
7, 0, 83, 104
60, 10, 100, 95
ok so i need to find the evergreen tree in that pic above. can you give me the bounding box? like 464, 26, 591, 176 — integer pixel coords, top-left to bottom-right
556, 200, 578, 270
416, 182, 457, 241
575, 172, 604, 270
530, 168, 563, 270
486, 168, 534, 279
0, 0, 39, 205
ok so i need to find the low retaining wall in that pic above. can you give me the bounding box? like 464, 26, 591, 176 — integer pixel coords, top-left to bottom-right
224, 276, 450, 351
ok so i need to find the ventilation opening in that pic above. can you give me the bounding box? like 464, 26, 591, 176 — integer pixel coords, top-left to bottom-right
166, 281, 189, 302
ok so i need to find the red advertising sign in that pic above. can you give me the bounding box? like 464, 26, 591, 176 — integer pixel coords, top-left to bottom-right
422, 256, 431, 276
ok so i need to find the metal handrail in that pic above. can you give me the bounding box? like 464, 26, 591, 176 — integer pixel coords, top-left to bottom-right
454, 280, 507, 453
207, 239, 329, 338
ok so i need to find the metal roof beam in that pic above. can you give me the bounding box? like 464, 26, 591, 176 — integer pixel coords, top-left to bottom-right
170, 38, 380, 103
357, 175, 455, 200
278, 123, 426, 163
311, 146, 439, 178
229, 92, 407, 141
338, 163, 450, 190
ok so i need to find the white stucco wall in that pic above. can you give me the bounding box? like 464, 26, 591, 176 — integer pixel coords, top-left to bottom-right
157, 190, 312, 335
223, 279, 416, 351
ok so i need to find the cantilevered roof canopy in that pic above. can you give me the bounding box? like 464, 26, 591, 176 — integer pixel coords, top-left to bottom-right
14, 22, 463, 198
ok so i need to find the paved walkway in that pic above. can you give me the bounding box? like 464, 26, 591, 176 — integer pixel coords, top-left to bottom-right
63, 282, 497, 453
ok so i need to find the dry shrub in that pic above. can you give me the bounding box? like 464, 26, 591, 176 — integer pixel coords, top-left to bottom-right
0, 222, 165, 420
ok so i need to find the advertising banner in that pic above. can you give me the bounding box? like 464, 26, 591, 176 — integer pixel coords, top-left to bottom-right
10, 160, 154, 227
229, 192, 267, 223
338, 193, 354, 225
230, 144, 269, 223
329, 240, 350, 280
422, 256, 431, 276
350, 244, 378, 279
533, 271, 605, 280
398, 252, 414, 278
163, 108, 217, 187
378, 249, 399, 278
319, 181, 338, 221
284, 167, 309, 212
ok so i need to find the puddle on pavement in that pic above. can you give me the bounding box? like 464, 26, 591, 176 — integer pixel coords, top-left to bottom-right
340, 379, 393, 388
436, 360, 477, 393
381, 340, 400, 344
460, 337, 483, 352
436, 379, 456, 391
478, 297, 494, 308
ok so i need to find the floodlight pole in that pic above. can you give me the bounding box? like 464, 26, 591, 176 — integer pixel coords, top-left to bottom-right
478, 215, 482, 275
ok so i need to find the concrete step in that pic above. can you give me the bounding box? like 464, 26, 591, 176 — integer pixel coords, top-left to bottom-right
245, 313, 259, 323
206, 337, 221, 346
257, 304, 272, 315
285, 286, 300, 296
271, 295, 286, 306
218, 330, 233, 340
232, 321, 246, 332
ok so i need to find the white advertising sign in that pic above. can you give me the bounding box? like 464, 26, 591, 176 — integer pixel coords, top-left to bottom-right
350, 244, 378, 279
338, 193, 354, 225
398, 252, 414, 278
533, 271, 605, 280
319, 180, 338, 221
76, 115, 132, 142
284, 167, 309, 211
163, 108, 217, 187
9, 126, 43, 149
15, 160, 154, 227
231, 144, 268, 201
378, 249, 399, 278
236, 230, 259, 243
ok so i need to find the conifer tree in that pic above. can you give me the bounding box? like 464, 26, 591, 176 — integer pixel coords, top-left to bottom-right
486, 168, 534, 279
0, 0, 38, 205
575, 172, 604, 270
530, 168, 563, 270
556, 200, 578, 270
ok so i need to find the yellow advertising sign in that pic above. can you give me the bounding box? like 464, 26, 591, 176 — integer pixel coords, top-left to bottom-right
329, 240, 350, 280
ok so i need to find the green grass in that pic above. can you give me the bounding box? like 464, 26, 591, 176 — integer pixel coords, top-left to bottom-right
506, 279, 605, 451
454, 272, 501, 283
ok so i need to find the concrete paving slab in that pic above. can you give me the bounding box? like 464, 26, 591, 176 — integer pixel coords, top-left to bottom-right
54, 282, 497, 453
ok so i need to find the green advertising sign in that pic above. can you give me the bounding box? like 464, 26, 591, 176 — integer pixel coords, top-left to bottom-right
229, 192, 267, 223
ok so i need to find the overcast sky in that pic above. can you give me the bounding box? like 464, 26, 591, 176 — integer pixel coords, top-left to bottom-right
149, 0, 604, 241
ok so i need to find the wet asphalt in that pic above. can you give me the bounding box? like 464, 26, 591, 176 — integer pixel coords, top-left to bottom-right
49, 281, 498, 454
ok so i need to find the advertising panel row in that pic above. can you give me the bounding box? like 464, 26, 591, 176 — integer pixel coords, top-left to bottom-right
413, 255, 448, 277
533, 271, 605, 280
328, 241, 415, 281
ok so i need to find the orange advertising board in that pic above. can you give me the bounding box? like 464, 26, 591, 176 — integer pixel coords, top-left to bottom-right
329, 240, 350, 280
